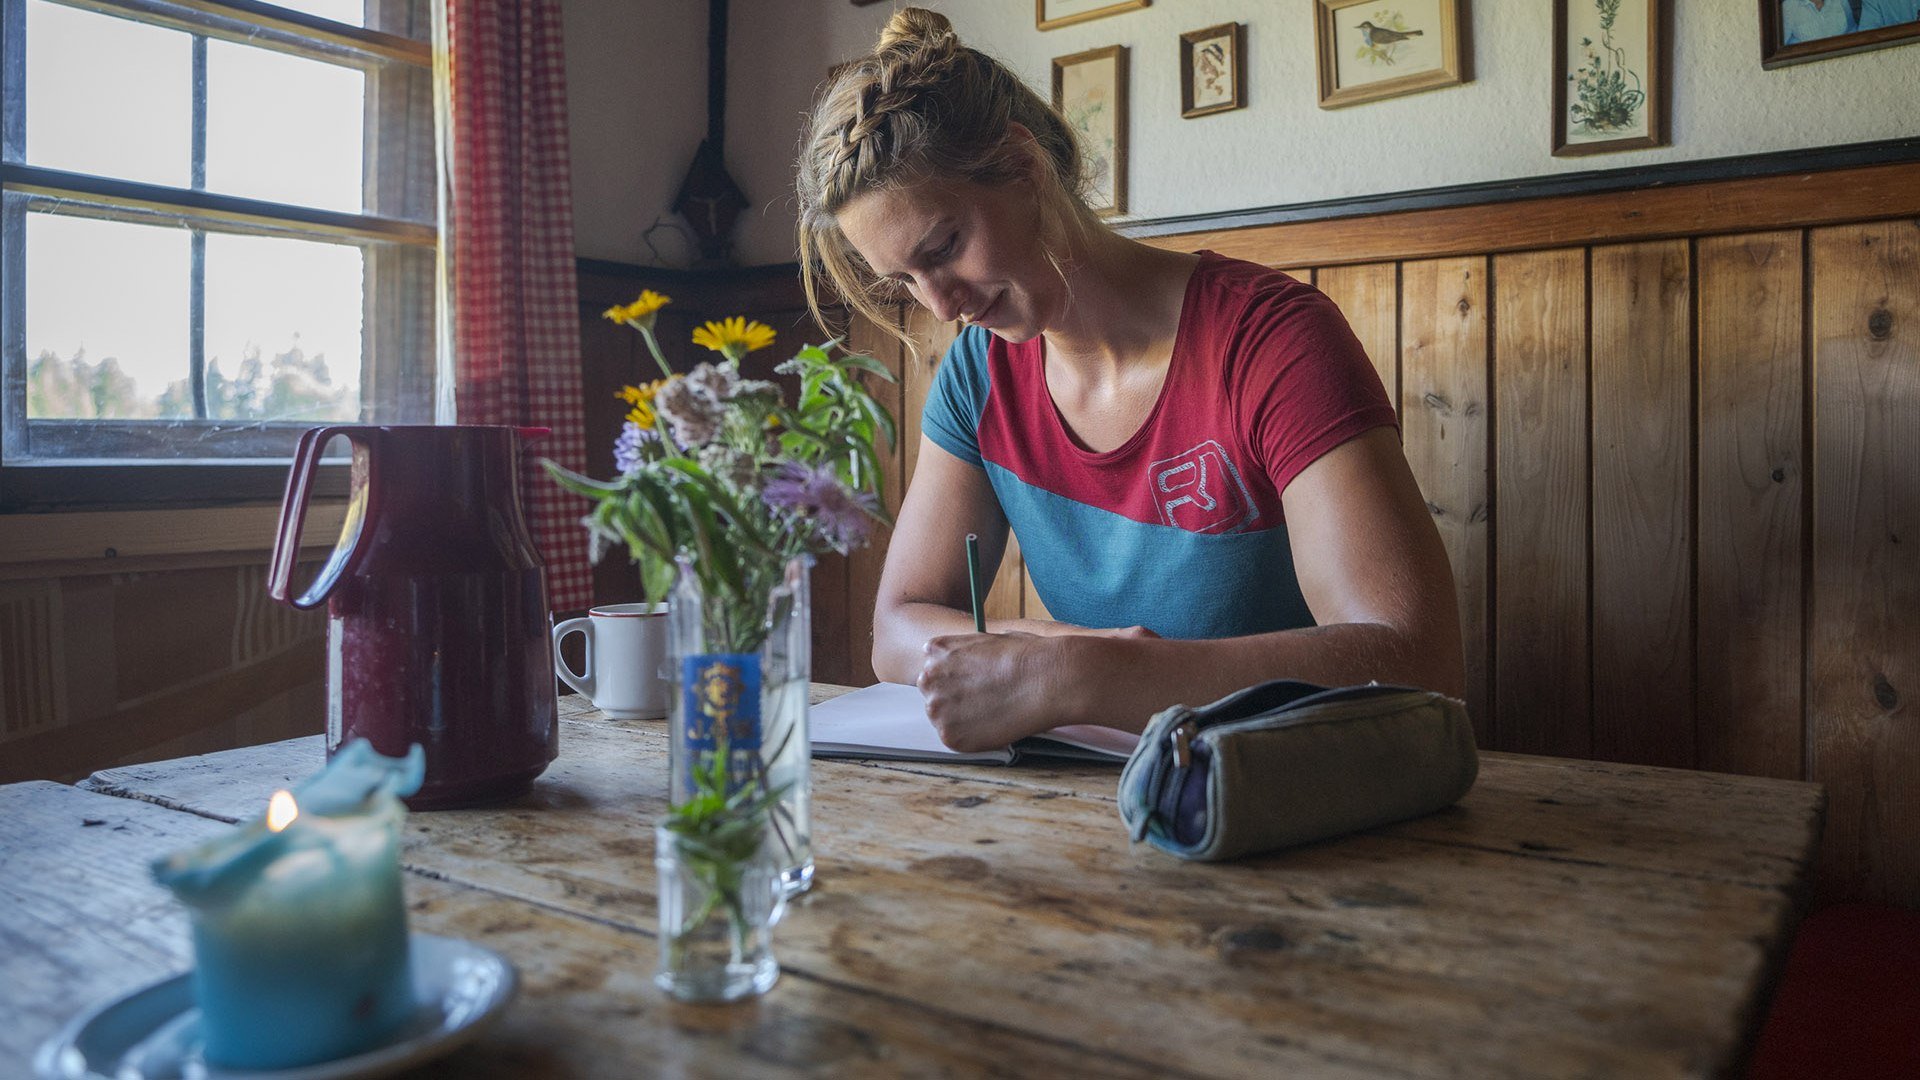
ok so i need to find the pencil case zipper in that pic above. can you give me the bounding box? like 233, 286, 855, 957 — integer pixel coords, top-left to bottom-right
1141, 684, 1425, 845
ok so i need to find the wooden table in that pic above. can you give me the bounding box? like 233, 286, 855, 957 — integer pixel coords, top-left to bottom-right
4, 685, 1823, 1079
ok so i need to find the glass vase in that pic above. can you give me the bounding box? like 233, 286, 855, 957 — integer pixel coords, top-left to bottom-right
654, 821, 783, 1002
666, 553, 814, 897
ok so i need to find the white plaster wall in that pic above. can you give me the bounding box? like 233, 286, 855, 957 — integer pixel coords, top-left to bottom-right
713, 0, 1918, 266
561, 0, 711, 266
563, 2, 1917, 267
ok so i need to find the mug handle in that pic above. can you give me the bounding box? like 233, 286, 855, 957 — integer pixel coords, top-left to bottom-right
552, 617, 595, 698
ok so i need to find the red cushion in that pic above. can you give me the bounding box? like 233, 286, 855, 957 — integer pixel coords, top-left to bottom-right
1747, 903, 1920, 1080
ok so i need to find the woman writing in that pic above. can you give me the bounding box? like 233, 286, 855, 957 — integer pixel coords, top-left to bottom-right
796, 10, 1464, 751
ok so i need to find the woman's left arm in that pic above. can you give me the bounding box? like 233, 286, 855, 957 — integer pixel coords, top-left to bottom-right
916, 427, 1464, 750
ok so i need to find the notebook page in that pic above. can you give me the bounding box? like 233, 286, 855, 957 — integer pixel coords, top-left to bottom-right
809, 681, 1013, 763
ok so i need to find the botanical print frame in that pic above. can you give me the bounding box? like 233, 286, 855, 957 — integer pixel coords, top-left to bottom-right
1314, 0, 1470, 110
1038, 0, 1149, 32
1181, 23, 1246, 118
1553, 0, 1669, 156
1758, 0, 1920, 69
1052, 45, 1129, 217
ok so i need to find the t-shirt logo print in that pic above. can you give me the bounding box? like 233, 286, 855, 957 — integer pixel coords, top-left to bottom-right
1151, 440, 1257, 534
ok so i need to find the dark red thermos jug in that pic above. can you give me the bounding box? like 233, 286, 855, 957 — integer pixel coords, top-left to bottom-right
269, 425, 559, 808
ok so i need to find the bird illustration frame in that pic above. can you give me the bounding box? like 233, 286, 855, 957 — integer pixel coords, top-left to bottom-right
1052, 45, 1129, 216
1552, 0, 1669, 156
1757, 0, 1920, 69
1314, 0, 1470, 110
1181, 22, 1246, 118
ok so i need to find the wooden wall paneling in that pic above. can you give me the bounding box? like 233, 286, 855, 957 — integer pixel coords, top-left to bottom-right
840, 309, 910, 685
1142, 160, 1920, 270
1809, 220, 1920, 905
1400, 257, 1493, 742
1493, 249, 1591, 758
1589, 241, 1695, 768
1279, 267, 1314, 286
1317, 263, 1400, 406
1695, 232, 1805, 781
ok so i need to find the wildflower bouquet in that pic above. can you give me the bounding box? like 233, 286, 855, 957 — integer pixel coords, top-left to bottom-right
547, 291, 897, 656
548, 292, 897, 946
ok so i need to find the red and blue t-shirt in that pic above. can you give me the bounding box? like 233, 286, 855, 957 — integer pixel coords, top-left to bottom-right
921, 251, 1397, 640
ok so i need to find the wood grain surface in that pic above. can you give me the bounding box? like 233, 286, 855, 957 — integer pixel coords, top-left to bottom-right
1808, 220, 1920, 906
1589, 240, 1694, 769
1695, 232, 1805, 782
1493, 249, 1591, 759
8, 685, 1822, 1078
1399, 257, 1492, 740
1139, 160, 1920, 270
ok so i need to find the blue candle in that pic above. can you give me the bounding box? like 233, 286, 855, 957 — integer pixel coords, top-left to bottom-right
152, 740, 424, 1070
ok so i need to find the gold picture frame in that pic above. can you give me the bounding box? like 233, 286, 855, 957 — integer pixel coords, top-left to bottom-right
1314, 0, 1470, 110
1553, 0, 1669, 156
1181, 23, 1247, 119
1758, 0, 1920, 69
1051, 45, 1129, 217
1038, 0, 1149, 32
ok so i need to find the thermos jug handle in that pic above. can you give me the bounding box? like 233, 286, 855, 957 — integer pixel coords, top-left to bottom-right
270, 426, 381, 610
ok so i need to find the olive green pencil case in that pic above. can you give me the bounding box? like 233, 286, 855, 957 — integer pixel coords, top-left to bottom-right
1117, 679, 1478, 861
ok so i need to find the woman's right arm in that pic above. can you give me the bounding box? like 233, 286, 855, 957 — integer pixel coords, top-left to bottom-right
870, 436, 1097, 684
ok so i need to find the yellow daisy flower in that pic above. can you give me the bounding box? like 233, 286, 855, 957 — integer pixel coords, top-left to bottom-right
602, 290, 672, 330
616, 375, 676, 429
692, 316, 776, 363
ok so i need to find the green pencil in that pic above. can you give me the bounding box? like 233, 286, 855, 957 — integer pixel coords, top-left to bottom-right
965, 533, 985, 632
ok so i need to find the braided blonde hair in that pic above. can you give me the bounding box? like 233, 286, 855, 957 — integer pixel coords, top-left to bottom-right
796, 8, 1097, 342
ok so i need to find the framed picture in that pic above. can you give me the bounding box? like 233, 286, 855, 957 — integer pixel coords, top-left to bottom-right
1052, 45, 1129, 217
1759, 0, 1920, 68
1553, 0, 1668, 156
1181, 23, 1246, 118
1038, 0, 1149, 32
1314, 0, 1470, 109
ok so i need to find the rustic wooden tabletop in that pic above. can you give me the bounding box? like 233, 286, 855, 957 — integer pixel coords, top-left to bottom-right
3, 685, 1824, 1079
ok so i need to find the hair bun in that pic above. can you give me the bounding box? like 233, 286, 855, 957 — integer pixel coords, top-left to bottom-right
878, 7, 958, 56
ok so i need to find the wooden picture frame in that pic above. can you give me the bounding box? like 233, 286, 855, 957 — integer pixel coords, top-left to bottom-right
1314, 0, 1470, 110
1051, 45, 1129, 217
1038, 0, 1149, 32
1181, 23, 1246, 119
1758, 0, 1920, 68
1553, 0, 1669, 156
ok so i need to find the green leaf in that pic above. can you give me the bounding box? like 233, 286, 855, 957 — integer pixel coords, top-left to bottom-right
542, 458, 625, 497
836, 352, 896, 381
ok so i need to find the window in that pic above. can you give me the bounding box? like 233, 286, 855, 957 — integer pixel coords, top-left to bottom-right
1, 0, 435, 505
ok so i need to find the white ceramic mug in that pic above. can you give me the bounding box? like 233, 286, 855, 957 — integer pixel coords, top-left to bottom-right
552, 603, 670, 720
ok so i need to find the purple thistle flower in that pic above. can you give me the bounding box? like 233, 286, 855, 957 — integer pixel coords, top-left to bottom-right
613, 420, 653, 475
762, 461, 876, 553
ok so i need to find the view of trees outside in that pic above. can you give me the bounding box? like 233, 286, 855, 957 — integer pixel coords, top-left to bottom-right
26, 343, 355, 422
21, 0, 368, 433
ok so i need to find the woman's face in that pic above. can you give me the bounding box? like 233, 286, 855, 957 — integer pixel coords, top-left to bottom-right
836, 175, 1059, 343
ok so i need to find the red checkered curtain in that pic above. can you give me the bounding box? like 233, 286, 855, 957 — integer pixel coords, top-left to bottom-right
435, 0, 593, 611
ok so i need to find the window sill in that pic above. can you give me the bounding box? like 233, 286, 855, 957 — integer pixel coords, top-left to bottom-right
0, 501, 349, 575
0, 459, 347, 513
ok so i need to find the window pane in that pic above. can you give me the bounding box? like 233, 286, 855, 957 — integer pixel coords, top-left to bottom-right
25, 214, 191, 420
25, 1, 191, 188
204, 233, 363, 422
206, 42, 365, 212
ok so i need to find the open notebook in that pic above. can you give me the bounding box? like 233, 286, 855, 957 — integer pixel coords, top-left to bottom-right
810, 681, 1140, 764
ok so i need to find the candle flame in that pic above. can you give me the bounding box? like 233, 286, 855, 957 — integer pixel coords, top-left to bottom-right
266, 790, 299, 833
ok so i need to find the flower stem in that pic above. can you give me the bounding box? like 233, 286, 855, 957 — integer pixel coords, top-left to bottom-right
639, 325, 675, 379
